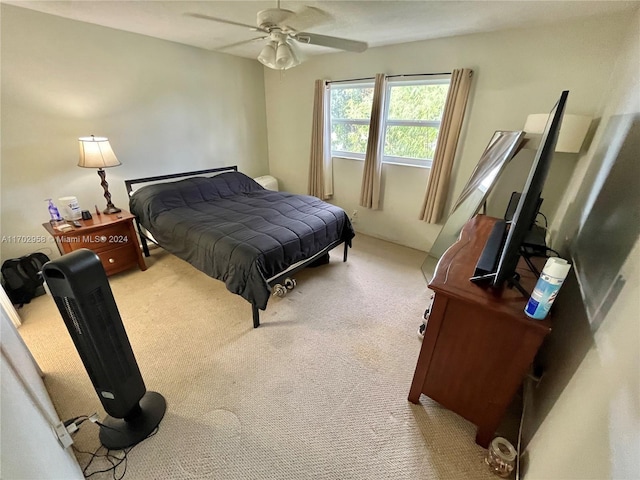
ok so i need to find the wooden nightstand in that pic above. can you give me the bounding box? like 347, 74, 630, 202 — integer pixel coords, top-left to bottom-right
42, 210, 146, 276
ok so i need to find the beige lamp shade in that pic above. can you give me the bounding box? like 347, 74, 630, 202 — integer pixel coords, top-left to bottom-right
78, 136, 121, 168
524, 114, 592, 153
78, 135, 122, 214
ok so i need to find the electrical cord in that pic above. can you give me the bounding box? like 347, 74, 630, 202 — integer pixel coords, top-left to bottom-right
536, 212, 548, 230
93, 420, 123, 433
530, 213, 561, 259
74, 426, 159, 480
545, 246, 561, 257
63, 415, 89, 429
66, 413, 159, 480
73, 445, 128, 480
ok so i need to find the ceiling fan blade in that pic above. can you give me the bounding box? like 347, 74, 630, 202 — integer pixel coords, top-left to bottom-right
294, 32, 368, 53
185, 13, 267, 33
282, 7, 332, 32
216, 37, 267, 52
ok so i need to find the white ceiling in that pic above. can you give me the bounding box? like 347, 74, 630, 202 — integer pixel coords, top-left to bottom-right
7, 1, 639, 60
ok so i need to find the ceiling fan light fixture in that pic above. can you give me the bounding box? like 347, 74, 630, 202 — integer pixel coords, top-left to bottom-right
258, 41, 277, 68
275, 41, 292, 69
275, 40, 296, 70
189, 4, 368, 71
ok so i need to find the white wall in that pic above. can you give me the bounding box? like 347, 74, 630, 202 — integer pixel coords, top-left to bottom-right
1, 302, 83, 479
264, 13, 631, 251
0, 4, 269, 262
2, 5, 638, 478
524, 8, 640, 479
525, 240, 640, 479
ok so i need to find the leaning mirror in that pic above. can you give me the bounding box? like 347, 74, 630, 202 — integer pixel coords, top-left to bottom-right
421, 130, 526, 281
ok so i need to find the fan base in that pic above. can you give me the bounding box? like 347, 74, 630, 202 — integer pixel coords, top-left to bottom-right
257, 8, 294, 29
99, 391, 166, 450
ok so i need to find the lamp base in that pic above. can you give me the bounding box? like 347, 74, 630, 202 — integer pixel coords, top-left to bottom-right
103, 205, 121, 215
96, 168, 121, 215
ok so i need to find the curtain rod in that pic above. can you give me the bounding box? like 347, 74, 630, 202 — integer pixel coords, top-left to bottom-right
326, 72, 451, 84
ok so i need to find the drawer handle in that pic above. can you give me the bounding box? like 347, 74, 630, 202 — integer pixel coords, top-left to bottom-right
108, 258, 115, 264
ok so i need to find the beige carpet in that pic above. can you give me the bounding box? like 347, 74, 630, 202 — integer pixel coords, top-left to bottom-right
18, 234, 497, 479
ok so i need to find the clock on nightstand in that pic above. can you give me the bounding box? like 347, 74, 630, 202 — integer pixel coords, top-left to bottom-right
42, 210, 146, 276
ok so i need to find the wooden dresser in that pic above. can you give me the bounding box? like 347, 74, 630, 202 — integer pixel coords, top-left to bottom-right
408, 215, 551, 447
43, 210, 146, 276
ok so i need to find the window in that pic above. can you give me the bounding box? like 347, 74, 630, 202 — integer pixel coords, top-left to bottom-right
329, 82, 374, 160
330, 76, 450, 167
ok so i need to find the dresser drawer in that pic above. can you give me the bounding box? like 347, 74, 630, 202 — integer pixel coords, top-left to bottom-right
67, 222, 132, 253
97, 243, 139, 275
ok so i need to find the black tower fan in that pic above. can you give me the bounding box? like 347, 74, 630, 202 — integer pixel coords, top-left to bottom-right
42, 248, 165, 449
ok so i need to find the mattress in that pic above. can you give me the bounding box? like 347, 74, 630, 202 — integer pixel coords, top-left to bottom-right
129, 171, 354, 310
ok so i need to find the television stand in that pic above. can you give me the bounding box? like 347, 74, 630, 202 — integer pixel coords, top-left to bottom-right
507, 272, 530, 298
408, 215, 551, 448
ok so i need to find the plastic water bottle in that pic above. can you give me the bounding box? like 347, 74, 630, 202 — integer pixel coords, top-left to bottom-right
525, 257, 571, 320
47, 199, 63, 222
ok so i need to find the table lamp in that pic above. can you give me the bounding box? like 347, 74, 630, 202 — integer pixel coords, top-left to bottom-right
78, 135, 121, 214
523, 114, 592, 153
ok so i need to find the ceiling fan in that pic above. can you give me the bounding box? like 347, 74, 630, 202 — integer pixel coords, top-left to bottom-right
186, 1, 368, 70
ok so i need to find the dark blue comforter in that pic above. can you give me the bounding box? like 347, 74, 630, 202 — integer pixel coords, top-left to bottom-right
129, 171, 354, 310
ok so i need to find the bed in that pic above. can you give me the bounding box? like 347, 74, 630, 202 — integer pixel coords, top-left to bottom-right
125, 166, 355, 328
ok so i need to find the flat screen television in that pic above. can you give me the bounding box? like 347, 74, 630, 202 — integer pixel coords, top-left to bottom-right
471, 90, 569, 292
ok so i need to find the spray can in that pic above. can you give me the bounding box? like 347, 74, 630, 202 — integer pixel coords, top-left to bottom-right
525, 257, 571, 320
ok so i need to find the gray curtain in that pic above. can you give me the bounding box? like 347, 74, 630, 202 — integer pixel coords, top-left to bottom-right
419, 68, 473, 223
359, 73, 387, 209
308, 79, 333, 199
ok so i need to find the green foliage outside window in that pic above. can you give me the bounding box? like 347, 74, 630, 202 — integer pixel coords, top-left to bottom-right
384, 126, 439, 159
330, 86, 374, 120
387, 84, 448, 121
330, 80, 450, 164
330, 86, 373, 155
331, 123, 370, 155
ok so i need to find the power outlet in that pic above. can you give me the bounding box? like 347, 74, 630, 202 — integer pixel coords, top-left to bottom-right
53, 422, 74, 449
351, 210, 358, 224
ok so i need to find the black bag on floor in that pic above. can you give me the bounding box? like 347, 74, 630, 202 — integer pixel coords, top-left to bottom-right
1, 252, 50, 307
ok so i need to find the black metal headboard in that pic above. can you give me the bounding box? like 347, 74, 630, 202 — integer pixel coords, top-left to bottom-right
124, 165, 238, 196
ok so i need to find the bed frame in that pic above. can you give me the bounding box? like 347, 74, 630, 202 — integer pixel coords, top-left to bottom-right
125, 166, 350, 328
